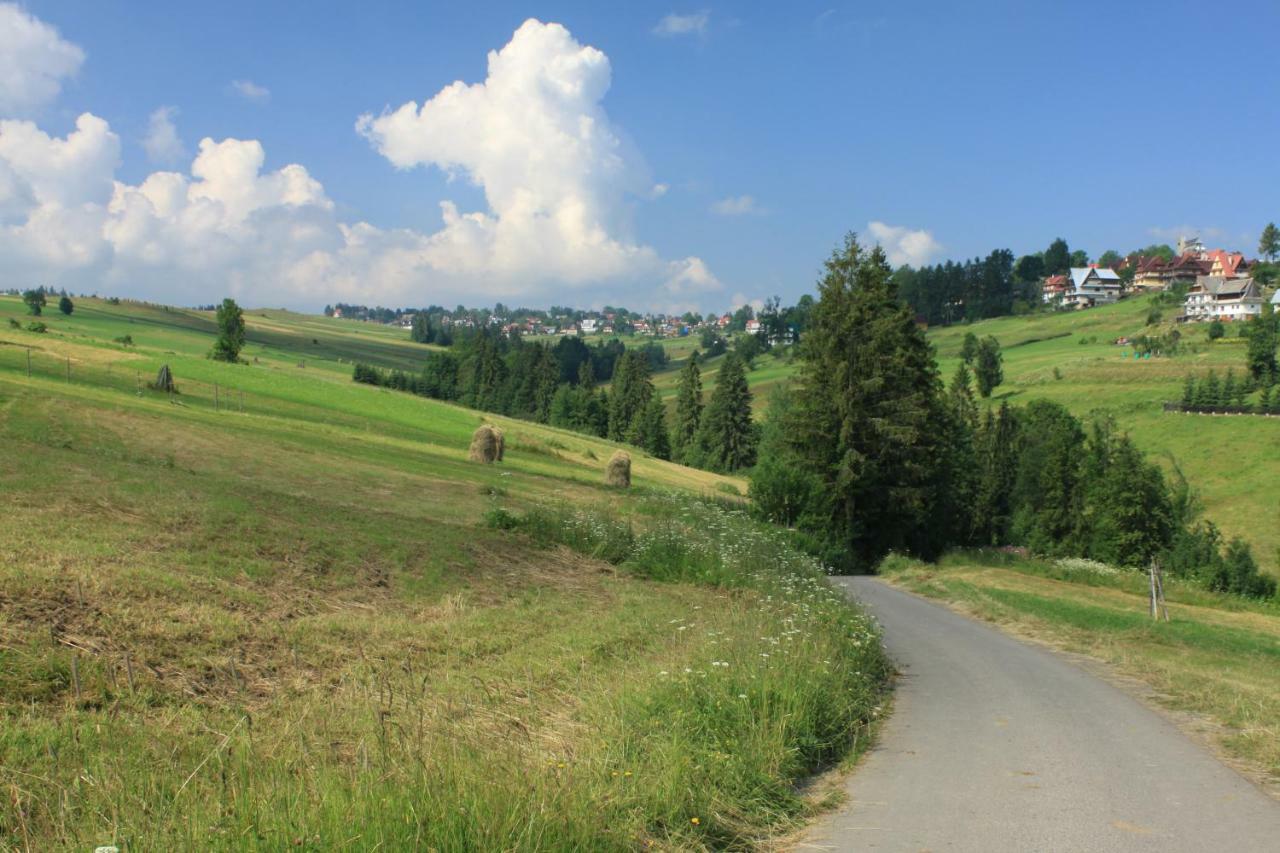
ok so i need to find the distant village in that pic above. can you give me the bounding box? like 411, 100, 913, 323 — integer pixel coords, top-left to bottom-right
324, 301, 770, 340
1042, 235, 1278, 323
323, 232, 1280, 340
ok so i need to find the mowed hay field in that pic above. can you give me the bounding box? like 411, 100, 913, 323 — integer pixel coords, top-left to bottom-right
0, 296, 888, 850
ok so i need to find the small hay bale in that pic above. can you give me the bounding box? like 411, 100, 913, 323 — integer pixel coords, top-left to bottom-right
493, 427, 505, 462
605, 451, 631, 488
469, 424, 501, 463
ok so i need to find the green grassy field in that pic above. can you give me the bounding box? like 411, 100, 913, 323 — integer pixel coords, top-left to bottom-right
0, 297, 888, 850
881, 552, 1280, 783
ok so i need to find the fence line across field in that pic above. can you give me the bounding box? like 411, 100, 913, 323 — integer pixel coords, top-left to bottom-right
1, 339, 254, 415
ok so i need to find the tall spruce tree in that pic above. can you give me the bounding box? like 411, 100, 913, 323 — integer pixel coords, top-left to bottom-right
971, 403, 1021, 545
1079, 419, 1174, 568
974, 336, 1003, 397
696, 351, 756, 471
607, 350, 654, 440
1010, 400, 1085, 555
672, 352, 704, 461
627, 396, 672, 460
783, 233, 952, 570
948, 362, 979, 430
1246, 304, 1278, 383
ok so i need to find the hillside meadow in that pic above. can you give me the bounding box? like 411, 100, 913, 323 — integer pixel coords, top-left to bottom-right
0, 296, 888, 850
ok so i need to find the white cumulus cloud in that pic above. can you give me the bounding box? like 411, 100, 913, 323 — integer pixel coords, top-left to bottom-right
0, 2, 85, 115
142, 106, 184, 165
653, 11, 710, 37
0, 15, 719, 312
712, 194, 761, 216
866, 220, 942, 267
355, 18, 717, 305
230, 79, 270, 103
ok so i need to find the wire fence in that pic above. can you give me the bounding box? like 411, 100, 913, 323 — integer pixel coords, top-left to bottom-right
0, 339, 257, 416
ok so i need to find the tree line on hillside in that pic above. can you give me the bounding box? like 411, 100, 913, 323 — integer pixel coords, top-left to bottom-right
749, 234, 1275, 599
352, 328, 758, 473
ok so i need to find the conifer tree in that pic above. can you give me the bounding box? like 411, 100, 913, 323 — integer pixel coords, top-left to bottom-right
1079, 419, 1174, 568
1194, 369, 1220, 408
627, 396, 671, 460
672, 352, 703, 461
1222, 369, 1238, 409
784, 233, 952, 569
607, 350, 654, 440
971, 403, 1020, 545
1181, 374, 1196, 408
948, 362, 979, 430
58, 295, 74, 315
1011, 400, 1085, 555
1259, 222, 1280, 262
696, 351, 756, 471
1246, 304, 1278, 383
974, 336, 1003, 397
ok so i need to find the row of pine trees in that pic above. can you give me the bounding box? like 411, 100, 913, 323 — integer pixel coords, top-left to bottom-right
353, 326, 759, 473
1178, 368, 1280, 413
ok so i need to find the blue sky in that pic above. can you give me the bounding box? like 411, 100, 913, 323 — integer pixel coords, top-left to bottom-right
5, 0, 1278, 312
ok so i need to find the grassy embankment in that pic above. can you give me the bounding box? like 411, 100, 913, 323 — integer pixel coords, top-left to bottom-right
881, 552, 1280, 783
0, 296, 887, 850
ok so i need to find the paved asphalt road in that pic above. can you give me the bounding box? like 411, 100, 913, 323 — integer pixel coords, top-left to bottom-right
803, 577, 1280, 852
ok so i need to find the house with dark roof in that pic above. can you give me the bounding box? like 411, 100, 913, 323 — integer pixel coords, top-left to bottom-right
1131, 253, 1212, 291
1183, 276, 1264, 322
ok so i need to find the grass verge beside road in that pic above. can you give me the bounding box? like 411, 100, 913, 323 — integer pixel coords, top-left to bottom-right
880, 551, 1280, 784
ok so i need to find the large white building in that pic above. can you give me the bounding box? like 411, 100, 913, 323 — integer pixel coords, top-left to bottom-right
1183, 276, 1264, 322
1065, 267, 1123, 309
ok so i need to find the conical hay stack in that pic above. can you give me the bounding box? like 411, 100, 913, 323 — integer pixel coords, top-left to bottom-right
605, 451, 631, 488
469, 424, 501, 463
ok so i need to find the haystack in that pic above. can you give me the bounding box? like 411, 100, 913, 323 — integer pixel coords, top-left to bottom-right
153, 364, 175, 393
605, 451, 631, 488
469, 424, 501, 463
493, 427, 505, 462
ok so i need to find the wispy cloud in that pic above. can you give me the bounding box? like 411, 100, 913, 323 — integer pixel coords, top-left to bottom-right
142, 106, 184, 165
711, 194, 762, 216
653, 10, 710, 38
229, 79, 270, 103
1147, 224, 1226, 243
866, 221, 942, 267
